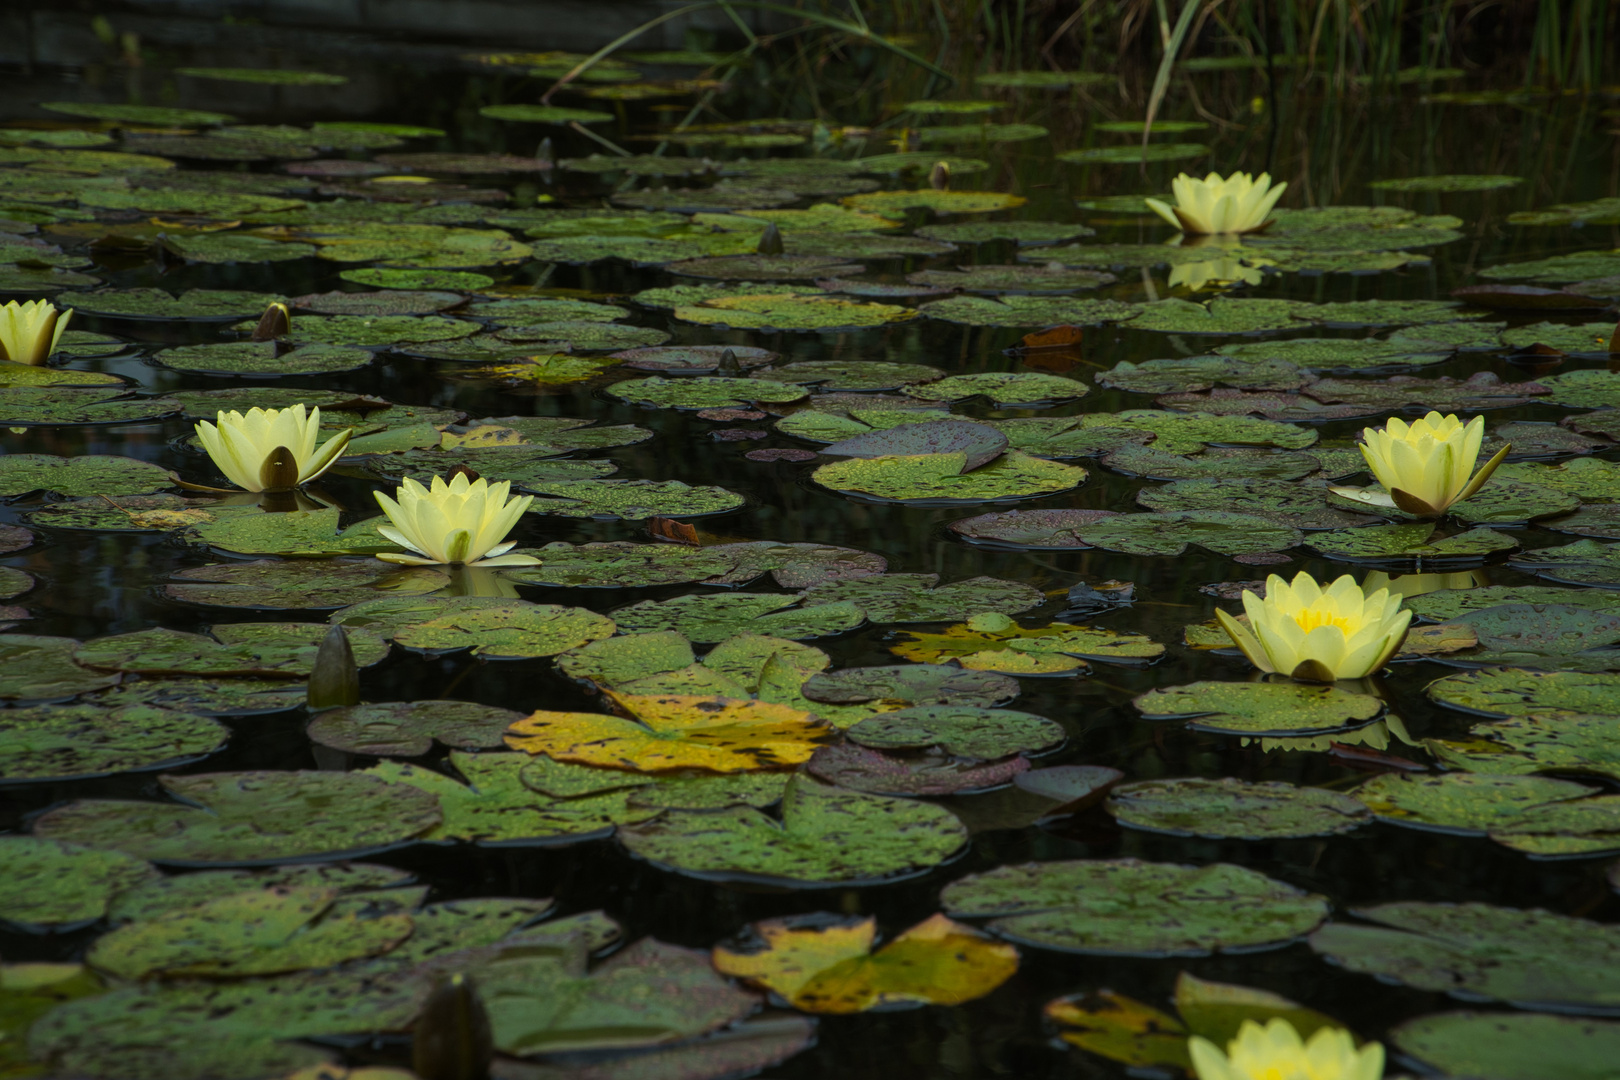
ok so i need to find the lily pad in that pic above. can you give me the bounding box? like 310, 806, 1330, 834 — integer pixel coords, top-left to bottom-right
1427, 668, 1620, 718
478, 104, 614, 124
1392, 1011, 1620, 1080
946, 508, 1122, 549
915, 220, 1092, 246
1406, 585, 1620, 621
806, 743, 1029, 796
1057, 143, 1210, 164
813, 451, 1086, 504
801, 664, 1019, 709
184, 508, 399, 559
919, 294, 1138, 327
1308, 901, 1620, 1011
1480, 251, 1620, 284
40, 102, 236, 125
617, 775, 968, 886
0, 703, 228, 784
1307, 523, 1518, 564
62, 288, 286, 321
0, 454, 173, 496
1426, 712, 1620, 778
822, 420, 1006, 469
847, 706, 1064, 760
1125, 298, 1309, 334
891, 614, 1162, 673
1136, 477, 1369, 530
525, 479, 746, 519
665, 254, 867, 281
1220, 337, 1449, 370
610, 593, 864, 644
391, 603, 615, 660
74, 622, 389, 678
941, 858, 1329, 955
1100, 355, 1311, 394
607, 375, 807, 410
1370, 174, 1523, 192
1134, 681, 1384, 735
676, 294, 916, 331
307, 701, 524, 756
164, 560, 447, 610
797, 573, 1043, 623
1061, 511, 1302, 557
904, 371, 1089, 405
32, 770, 443, 865
0, 837, 156, 927
0, 387, 180, 426
1107, 778, 1371, 839
342, 267, 495, 290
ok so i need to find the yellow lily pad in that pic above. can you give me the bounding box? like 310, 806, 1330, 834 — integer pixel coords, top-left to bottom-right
712, 912, 1018, 1014
503, 691, 835, 773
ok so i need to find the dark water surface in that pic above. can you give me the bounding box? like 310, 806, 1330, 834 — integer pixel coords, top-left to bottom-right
2, 14, 1619, 1079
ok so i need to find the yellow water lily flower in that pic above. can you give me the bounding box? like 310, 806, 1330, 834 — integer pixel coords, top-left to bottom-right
1336, 411, 1509, 516
374, 473, 540, 568
0, 300, 73, 365
194, 405, 352, 492
1146, 171, 1287, 235
1189, 1018, 1383, 1080
1216, 571, 1411, 682
1168, 257, 1266, 291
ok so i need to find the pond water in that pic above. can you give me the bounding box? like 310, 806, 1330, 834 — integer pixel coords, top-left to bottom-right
2, 14, 1620, 1080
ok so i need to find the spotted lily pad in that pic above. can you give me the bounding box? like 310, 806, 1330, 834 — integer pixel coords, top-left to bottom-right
32, 770, 442, 865
164, 560, 447, 610
915, 221, 1092, 246
1308, 523, 1518, 564
1125, 298, 1310, 334
941, 858, 1329, 955
307, 701, 523, 757
1392, 1011, 1620, 1080
1100, 356, 1310, 395
813, 451, 1086, 504
62, 289, 286, 321
1134, 681, 1384, 735
156, 342, 372, 376
675, 294, 916, 331
1426, 668, 1620, 718
806, 743, 1028, 796
0, 454, 174, 497
525, 479, 746, 519
1219, 337, 1450, 370
184, 508, 398, 558
0, 387, 180, 426
1308, 901, 1620, 1010
608, 376, 807, 410
610, 593, 864, 644
946, 508, 1123, 549
1064, 511, 1302, 557
905, 371, 1089, 405
74, 623, 388, 678
617, 775, 969, 886
392, 603, 615, 659
0, 837, 156, 927
919, 294, 1138, 327
891, 613, 1161, 674
801, 665, 1019, 709
1406, 586, 1620, 622
1107, 778, 1371, 839
847, 706, 1064, 760
0, 703, 228, 784
822, 420, 1007, 469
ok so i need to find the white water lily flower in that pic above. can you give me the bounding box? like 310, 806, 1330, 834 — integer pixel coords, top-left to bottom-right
1189, 1018, 1383, 1080
194, 405, 352, 492
0, 300, 73, 365
374, 473, 540, 568
1216, 571, 1411, 682
1146, 171, 1287, 234
1333, 411, 1508, 516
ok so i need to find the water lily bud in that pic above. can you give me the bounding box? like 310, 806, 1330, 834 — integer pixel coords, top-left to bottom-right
257, 445, 301, 492
306, 624, 359, 712
716, 347, 741, 375
536, 136, 554, 166
412, 973, 492, 1080
755, 222, 784, 255
251, 302, 290, 342
930, 160, 951, 190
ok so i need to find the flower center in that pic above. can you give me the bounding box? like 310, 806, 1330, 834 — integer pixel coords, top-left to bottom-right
1290, 608, 1353, 634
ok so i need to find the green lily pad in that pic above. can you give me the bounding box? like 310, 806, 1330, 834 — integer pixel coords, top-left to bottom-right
1057, 143, 1210, 164
618, 775, 968, 886
608, 375, 807, 410
914, 220, 1093, 245
87, 677, 306, 716
489, 321, 667, 351
1090, 409, 1318, 453
392, 602, 614, 660
946, 508, 1123, 549
1308, 523, 1518, 564
1107, 778, 1371, 839
610, 593, 864, 644
918, 294, 1138, 327
155, 341, 373, 376
1534, 370, 1620, 409
1135, 681, 1384, 735
1219, 337, 1450, 370
1427, 668, 1620, 718
1095, 120, 1210, 134
796, 573, 1043, 623
74, 622, 388, 678
176, 67, 347, 85
1392, 1011, 1620, 1080
1500, 321, 1614, 356
803, 664, 1018, 717
164, 232, 314, 264
814, 451, 1087, 504
1510, 540, 1620, 587
1100, 356, 1310, 394
184, 509, 398, 558
1354, 771, 1599, 834
0, 454, 173, 497
360, 448, 616, 491
822, 420, 1006, 467
847, 706, 1064, 760
891, 614, 1161, 674
1292, 299, 1479, 327
666, 254, 867, 281
1103, 443, 1326, 481
839, 189, 1028, 216
1448, 603, 1620, 660
1136, 478, 1369, 529
976, 70, 1113, 88
806, 742, 1029, 796
675, 294, 916, 331
267, 314, 480, 348
916, 123, 1049, 144
1407, 586, 1620, 621
1063, 511, 1302, 557
40, 102, 236, 125
0, 837, 156, 926
366, 752, 659, 845
1499, 457, 1620, 499
904, 372, 1089, 405
475, 104, 612, 123
163, 560, 448, 611
1308, 901, 1620, 1010
1479, 251, 1620, 284
1427, 712, 1620, 778
308, 701, 528, 757
1125, 298, 1310, 334
757, 360, 944, 391
526, 479, 746, 519
0, 387, 180, 426
342, 267, 495, 290
32, 770, 443, 865
941, 858, 1329, 954
62, 288, 287, 321
0, 703, 227, 784
1445, 481, 1580, 526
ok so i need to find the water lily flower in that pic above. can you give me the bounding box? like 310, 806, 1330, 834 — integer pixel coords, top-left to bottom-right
1146, 171, 1287, 235
374, 473, 540, 567
194, 405, 351, 492
1335, 411, 1508, 517
1216, 571, 1411, 682
1189, 1018, 1383, 1080
0, 300, 72, 365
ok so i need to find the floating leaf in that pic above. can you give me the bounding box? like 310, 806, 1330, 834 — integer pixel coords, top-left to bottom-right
0, 703, 228, 784
1393, 1011, 1620, 1080
0, 837, 156, 927
803, 664, 1019, 710
941, 858, 1329, 955
1427, 668, 1620, 718
41, 102, 236, 125
1064, 511, 1302, 557
608, 375, 807, 410
308, 701, 523, 757
713, 913, 1018, 1014
814, 451, 1086, 504
525, 479, 746, 519
806, 742, 1029, 796
891, 613, 1161, 672
1308, 523, 1517, 564
918, 294, 1138, 327
1354, 771, 1599, 836
74, 623, 388, 678
610, 593, 864, 643
618, 775, 968, 886
1057, 143, 1209, 164
1124, 297, 1309, 334
1135, 681, 1384, 735
0, 635, 120, 701
1106, 778, 1370, 839
847, 705, 1064, 760
164, 560, 448, 611
674, 294, 916, 331
0, 453, 173, 497
32, 770, 442, 865
797, 573, 1043, 623
1309, 901, 1620, 1010
947, 508, 1122, 549
1426, 712, 1620, 779
391, 602, 614, 659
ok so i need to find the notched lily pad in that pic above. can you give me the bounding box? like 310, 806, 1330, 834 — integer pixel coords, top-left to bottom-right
0, 703, 228, 784
1107, 778, 1371, 839
307, 701, 524, 756
1135, 681, 1384, 735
